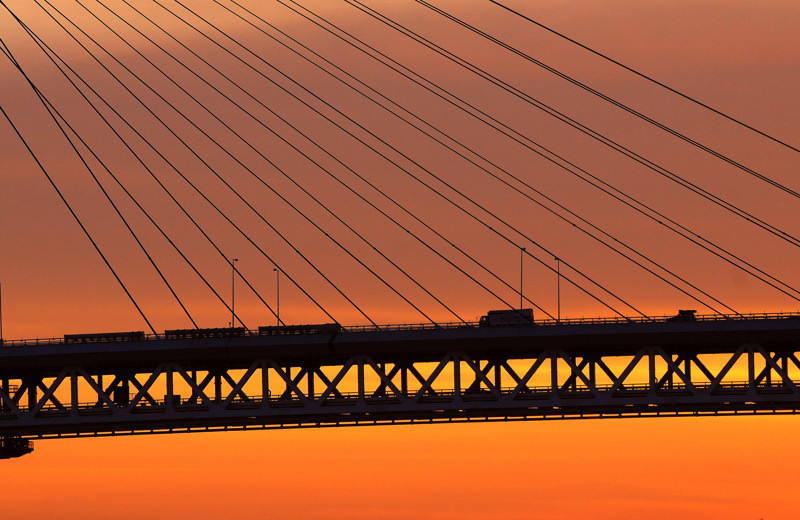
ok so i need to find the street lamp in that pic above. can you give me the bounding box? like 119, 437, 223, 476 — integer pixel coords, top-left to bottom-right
520, 247, 526, 309
231, 258, 238, 328
555, 257, 561, 322
274, 268, 280, 326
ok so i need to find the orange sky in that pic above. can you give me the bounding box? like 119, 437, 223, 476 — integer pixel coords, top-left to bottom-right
2, 0, 800, 517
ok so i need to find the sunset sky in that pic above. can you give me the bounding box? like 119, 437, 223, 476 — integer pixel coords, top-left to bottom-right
1, 0, 799, 518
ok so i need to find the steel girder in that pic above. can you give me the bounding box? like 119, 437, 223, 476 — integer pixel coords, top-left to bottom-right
2, 342, 800, 441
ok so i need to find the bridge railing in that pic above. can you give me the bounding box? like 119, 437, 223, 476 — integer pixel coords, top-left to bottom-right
2, 311, 799, 347
341, 310, 800, 332
342, 320, 476, 333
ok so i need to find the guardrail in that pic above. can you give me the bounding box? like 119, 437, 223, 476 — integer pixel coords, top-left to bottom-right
2, 311, 799, 347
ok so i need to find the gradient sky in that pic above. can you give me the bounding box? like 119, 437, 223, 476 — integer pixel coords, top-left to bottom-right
2, 0, 799, 518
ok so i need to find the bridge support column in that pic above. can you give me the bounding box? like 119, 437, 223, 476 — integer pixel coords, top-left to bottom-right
214, 371, 222, 403
747, 345, 756, 391
357, 358, 365, 402
113, 378, 130, 407
166, 366, 175, 409
648, 349, 657, 394
70, 370, 78, 416
261, 363, 269, 403
453, 354, 462, 403
0, 378, 9, 413
27, 379, 37, 412
307, 364, 316, 400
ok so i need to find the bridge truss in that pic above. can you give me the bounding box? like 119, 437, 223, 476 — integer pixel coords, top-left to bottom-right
3, 316, 800, 458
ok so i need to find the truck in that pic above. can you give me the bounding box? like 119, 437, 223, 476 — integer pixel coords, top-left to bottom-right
479, 309, 535, 327
666, 309, 697, 322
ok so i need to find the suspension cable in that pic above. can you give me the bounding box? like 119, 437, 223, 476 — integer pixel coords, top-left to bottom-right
415, 0, 800, 198
0, 41, 157, 334
165, 1, 545, 319
9, 3, 320, 326
490, 0, 800, 155
157, 0, 566, 317
15, 72, 200, 329
174, 0, 665, 318
220, 0, 799, 305
273, 0, 751, 314
345, 0, 800, 250
86, 0, 458, 325
32, 0, 356, 324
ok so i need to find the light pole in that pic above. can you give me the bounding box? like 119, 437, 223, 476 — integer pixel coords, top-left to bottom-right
274, 268, 280, 326
0, 282, 3, 343
231, 258, 238, 328
520, 247, 526, 309
556, 257, 561, 322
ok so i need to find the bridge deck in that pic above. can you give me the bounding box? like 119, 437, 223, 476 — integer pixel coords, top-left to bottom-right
2, 312, 800, 373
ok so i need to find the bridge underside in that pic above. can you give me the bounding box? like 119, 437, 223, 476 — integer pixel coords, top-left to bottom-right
8, 396, 799, 441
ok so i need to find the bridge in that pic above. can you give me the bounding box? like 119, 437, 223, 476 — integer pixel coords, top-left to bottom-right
3, 311, 800, 458
1, 1, 799, 461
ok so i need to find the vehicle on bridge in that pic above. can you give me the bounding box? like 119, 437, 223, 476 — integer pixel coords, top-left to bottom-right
667, 309, 697, 322
163, 327, 246, 340
479, 309, 535, 327
258, 323, 341, 336
63, 331, 146, 344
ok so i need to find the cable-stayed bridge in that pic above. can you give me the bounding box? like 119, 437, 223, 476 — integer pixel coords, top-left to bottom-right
1, 1, 799, 458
